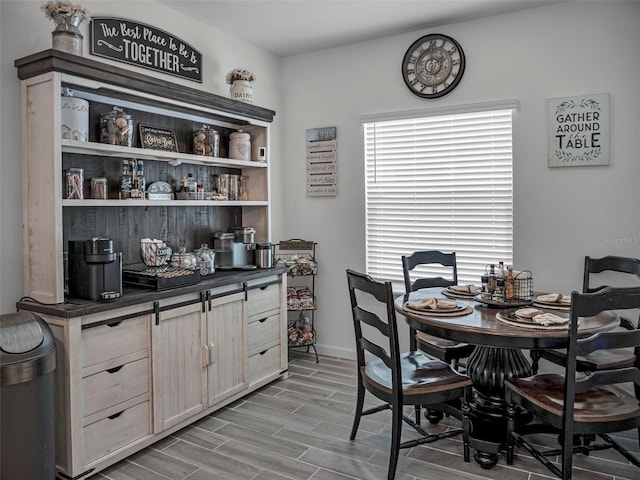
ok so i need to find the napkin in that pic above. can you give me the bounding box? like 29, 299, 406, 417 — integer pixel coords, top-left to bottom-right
450, 284, 481, 294
537, 293, 571, 304
406, 298, 457, 311
531, 312, 567, 326
515, 307, 544, 319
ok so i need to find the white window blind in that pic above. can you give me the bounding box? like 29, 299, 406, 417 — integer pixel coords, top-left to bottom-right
363, 105, 515, 289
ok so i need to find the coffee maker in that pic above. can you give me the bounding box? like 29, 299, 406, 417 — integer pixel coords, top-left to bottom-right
213, 227, 256, 269
68, 237, 123, 301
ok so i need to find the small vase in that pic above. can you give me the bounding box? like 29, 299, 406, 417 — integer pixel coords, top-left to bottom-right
51, 14, 83, 56
230, 80, 253, 104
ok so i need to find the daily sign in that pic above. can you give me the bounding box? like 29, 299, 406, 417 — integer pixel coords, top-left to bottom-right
90, 17, 202, 82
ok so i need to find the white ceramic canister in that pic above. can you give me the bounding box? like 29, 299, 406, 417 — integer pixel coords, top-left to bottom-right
61, 88, 89, 142
229, 129, 251, 161
230, 80, 253, 104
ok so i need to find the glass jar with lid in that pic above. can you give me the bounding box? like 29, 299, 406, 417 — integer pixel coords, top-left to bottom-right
100, 106, 134, 146
193, 125, 220, 157
229, 129, 251, 161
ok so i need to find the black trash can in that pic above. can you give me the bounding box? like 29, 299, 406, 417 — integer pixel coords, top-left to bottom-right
1, 311, 57, 480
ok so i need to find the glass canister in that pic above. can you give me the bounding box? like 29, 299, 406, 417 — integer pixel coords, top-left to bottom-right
100, 106, 134, 146
216, 173, 230, 199
91, 177, 108, 199
193, 125, 220, 157
238, 175, 249, 201
228, 174, 239, 201
229, 129, 251, 161
66, 168, 84, 199
194, 244, 216, 275
61, 88, 89, 142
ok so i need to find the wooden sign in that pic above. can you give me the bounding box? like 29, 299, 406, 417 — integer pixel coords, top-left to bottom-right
306, 127, 337, 197
139, 125, 178, 152
90, 17, 202, 82
548, 93, 609, 167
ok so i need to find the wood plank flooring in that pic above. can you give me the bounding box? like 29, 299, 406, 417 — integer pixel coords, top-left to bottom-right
95, 351, 639, 480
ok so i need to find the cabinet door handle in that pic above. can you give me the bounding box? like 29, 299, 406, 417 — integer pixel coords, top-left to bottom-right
106, 365, 124, 374
258, 317, 268, 323
108, 411, 124, 420
106, 321, 122, 328
208, 343, 215, 365
202, 344, 209, 368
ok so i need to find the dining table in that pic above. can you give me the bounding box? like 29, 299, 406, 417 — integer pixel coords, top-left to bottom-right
394, 287, 620, 469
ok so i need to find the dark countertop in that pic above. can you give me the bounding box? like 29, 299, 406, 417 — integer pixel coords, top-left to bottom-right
17, 267, 287, 319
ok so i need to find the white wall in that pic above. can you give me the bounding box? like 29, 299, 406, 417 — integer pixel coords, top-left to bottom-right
280, 1, 640, 358
0, 0, 283, 312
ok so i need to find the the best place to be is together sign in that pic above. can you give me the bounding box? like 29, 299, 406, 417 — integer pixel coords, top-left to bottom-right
90, 17, 202, 82
548, 93, 610, 167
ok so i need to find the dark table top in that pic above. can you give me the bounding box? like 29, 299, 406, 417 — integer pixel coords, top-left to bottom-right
395, 287, 619, 350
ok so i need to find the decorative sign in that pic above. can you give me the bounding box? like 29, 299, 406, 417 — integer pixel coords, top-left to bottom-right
139, 125, 178, 152
306, 127, 337, 197
548, 93, 609, 167
90, 17, 202, 83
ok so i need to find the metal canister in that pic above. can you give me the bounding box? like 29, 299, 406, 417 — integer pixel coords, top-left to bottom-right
61, 88, 89, 142
100, 106, 134, 146
229, 129, 251, 161
256, 243, 272, 269
193, 125, 220, 157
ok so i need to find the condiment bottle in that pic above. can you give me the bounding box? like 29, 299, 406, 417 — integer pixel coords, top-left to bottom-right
119, 160, 131, 199
488, 264, 497, 294
185, 173, 197, 193
505, 265, 515, 301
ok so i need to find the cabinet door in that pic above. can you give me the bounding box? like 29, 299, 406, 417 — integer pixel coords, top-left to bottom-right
206, 291, 247, 406
152, 301, 206, 433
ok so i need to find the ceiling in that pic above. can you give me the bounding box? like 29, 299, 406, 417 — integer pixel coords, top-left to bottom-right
159, 0, 562, 57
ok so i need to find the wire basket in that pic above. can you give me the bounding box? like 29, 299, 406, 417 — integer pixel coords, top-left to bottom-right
514, 270, 533, 301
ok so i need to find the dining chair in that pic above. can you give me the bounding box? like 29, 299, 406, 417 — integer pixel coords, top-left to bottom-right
401, 251, 476, 369
346, 269, 472, 480
505, 287, 640, 480
530, 255, 640, 374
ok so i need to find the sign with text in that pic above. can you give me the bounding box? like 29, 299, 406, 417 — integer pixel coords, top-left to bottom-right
306, 127, 337, 197
138, 125, 178, 152
90, 17, 202, 82
548, 93, 609, 167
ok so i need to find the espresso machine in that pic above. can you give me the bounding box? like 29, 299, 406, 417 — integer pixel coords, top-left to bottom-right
213, 227, 256, 269
68, 237, 123, 300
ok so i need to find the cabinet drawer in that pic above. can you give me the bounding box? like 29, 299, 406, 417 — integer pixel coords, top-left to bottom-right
248, 344, 281, 384
83, 400, 150, 465
247, 282, 281, 317
82, 358, 149, 418
82, 316, 149, 369
247, 312, 281, 355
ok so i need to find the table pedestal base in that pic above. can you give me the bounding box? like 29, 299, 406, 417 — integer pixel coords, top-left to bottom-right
466, 346, 533, 468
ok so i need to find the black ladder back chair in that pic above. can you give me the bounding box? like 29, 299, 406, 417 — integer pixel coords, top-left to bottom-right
506, 287, 640, 480
401, 251, 475, 368
531, 255, 640, 374
346, 269, 472, 480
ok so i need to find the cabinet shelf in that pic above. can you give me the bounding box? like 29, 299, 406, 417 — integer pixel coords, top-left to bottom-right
62, 139, 268, 169
62, 199, 269, 207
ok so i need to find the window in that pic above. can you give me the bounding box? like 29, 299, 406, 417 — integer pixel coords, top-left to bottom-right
362, 100, 517, 288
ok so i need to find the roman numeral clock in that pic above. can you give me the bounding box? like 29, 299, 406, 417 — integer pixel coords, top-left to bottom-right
402, 33, 466, 99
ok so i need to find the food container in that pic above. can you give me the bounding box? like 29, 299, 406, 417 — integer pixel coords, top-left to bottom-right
100, 106, 133, 146
194, 244, 215, 275
66, 168, 84, 199
61, 88, 89, 142
170, 247, 198, 269
229, 129, 251, 161
228, 174, 239, 201
256, 243, 272, 268
193, 125, 220, 156
216, 174, 230, 199
91, 177, 108, 200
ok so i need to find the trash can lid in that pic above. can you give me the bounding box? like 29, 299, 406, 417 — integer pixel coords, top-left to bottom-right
0, 311, 45, 354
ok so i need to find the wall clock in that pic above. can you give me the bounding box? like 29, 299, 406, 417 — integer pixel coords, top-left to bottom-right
402, 33, 466, 99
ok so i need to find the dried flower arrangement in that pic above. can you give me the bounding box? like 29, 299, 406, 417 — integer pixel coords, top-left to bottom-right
41, 1, 89, 21
226, 68, 256, 84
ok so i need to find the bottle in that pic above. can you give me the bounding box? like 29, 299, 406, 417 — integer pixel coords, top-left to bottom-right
134, 160, 145, 199
179, 175, 187, 192
119, 159, 132, 199
488, 264, 497, 294
505, 265, 515, 301
185, 173, 197, 194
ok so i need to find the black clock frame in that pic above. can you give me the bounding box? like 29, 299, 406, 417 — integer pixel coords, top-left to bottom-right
402, 33, 466, 99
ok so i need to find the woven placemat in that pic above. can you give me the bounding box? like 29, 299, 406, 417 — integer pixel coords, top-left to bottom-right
496, 312, 570, 330
532, 302, 570, 312
402, 304, 474, 317
441, 289, 477, 300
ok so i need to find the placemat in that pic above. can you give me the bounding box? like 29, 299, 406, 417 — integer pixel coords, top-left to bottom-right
532, 302, 570, 312
442, 289, 477, 300
402, 304, 474, 317
496, 312, 571, 330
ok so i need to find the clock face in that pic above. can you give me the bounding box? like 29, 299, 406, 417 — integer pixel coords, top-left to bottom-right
402, 34, 466, 99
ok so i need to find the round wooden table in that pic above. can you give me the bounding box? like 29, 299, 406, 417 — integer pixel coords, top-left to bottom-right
395, 288, 619, 469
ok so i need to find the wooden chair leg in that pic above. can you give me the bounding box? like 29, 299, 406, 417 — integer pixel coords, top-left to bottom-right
506, 402, 516, 465
530, 350, 540, 374
388, 401, 403, 480
350, 381, 365, 441
462, 399, 471, 463
414, 405, 421, 426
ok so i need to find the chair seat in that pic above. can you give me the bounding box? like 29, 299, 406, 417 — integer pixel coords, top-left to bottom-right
415, 332, 476, 359
506, 373, 640, 424
363, 351, 473, 398
538, 348, 636, 371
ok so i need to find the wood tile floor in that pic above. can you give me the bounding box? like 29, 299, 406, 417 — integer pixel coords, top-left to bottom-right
95, 350, 639, 480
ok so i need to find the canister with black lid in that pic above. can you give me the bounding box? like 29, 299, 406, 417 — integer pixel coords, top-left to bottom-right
256, 243, 273, 268
100, 106, 133, 146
